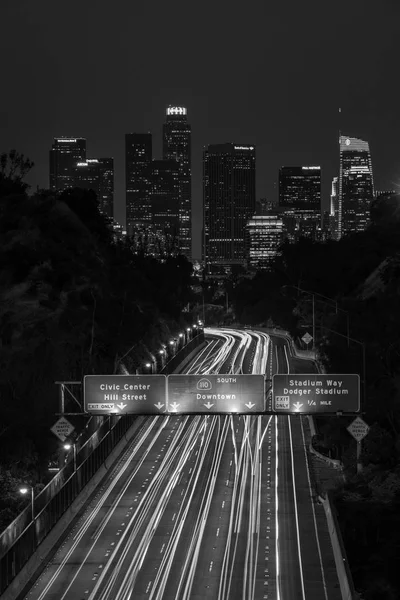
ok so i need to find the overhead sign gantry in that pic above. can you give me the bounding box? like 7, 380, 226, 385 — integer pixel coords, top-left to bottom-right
83, 373, 360, 415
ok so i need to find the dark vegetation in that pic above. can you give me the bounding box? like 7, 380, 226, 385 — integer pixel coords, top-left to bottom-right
0, 151, 194, 531
230, 194, 400, 599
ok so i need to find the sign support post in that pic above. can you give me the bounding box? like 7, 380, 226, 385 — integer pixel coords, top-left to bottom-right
357, 440, 362, 474
347, 416, 369, 474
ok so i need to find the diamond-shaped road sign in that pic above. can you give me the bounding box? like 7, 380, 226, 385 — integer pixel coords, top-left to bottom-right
302, 332, 313, 345
347, 416, 369, 442
51, 416, 75, 442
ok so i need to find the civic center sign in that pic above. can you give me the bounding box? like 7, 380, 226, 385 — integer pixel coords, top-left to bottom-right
84, 374, 264, 415
272, 374, 360, 414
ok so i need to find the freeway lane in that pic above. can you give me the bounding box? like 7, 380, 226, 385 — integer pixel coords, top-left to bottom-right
19, 328, 338, 600
272, 333, 331, 599
21, 329, 275, 600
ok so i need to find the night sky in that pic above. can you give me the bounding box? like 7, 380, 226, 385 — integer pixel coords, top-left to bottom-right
1, 0, 399, 258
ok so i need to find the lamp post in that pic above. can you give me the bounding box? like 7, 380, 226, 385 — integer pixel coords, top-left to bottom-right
144, 362, 152, 374
19, 485, 35, 542
63, 442, 77, 472
282, 285, 350, 348
316, 325, 366, 409
159, 349, 165, 368
178, 332, 184, 349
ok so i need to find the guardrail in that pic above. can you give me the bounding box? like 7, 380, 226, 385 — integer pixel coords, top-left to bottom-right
0, 414, 138, 595
320, 492, 360, 600
280, 330, 357, 599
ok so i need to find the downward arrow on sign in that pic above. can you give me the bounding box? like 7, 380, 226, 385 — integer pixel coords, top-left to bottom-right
117, 403, 127, 410
170, 402, 180, 411
204, 402, 214, 409
245, 402, 255, 409
154, 403, 164, 410
293, 402, 303, 411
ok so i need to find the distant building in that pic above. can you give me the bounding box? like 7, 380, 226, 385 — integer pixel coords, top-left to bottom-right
278, 166, 321, 242
49, 137, 86, 192
246, 213, 284, 270
163, 106, 192, 259
330, 176, 339, 240
151, 159, 180, 257
375, 189, 396, 198
339, 135, 374, 237
203, 143, 256, 273
125, 133, 152, 236
73, 158, 114, 217
103, 216, 126, 241
255, 198, 276, 215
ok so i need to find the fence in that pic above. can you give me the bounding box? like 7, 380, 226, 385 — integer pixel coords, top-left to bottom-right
0, 413, 143, 595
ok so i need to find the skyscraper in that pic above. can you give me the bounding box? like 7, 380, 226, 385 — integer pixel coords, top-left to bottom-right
339, 135, 374, 237
125, 133, 152, 236
203, 143, 256, 272
49, 137, 86, 192
151, 159, 180, 256
163, 106, 192, 259
330, 176, 339, 240
278, 166, 321, 242
73, 158, 114, 217
246, 213, 284, 270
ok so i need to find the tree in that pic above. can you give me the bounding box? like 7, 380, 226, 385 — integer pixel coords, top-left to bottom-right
0, 149, 34, 197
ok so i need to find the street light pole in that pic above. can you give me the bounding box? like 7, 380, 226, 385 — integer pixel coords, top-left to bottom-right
312, 293, 316, 351
316, 325, 366, 409
282, 284, 350, 347
19, 485, 35, 545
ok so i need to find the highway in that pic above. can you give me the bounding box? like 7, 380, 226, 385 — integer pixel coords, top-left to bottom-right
20, 328, 336, 600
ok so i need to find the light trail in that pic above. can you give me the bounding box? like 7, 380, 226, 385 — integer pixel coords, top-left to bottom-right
24, 327, 338, 600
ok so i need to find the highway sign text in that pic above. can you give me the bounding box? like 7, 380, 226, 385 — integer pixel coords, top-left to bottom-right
272, 374, 360, 414
84, 375, 167, 414
347, 417, 369, 441
51, 416, 75, 442
167, 374, 265, 413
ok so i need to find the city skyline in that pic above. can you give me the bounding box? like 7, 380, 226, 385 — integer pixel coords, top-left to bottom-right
2, 1, 400, 258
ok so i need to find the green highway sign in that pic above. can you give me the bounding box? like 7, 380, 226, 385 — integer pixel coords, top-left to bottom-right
84, 375, 167, 414
272, 374, 360, 414
167, 374, 265, 413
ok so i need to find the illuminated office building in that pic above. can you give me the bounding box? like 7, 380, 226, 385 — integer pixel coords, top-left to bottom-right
49, 137, 86, 192
151, 160, 180, 257
246, 213, 284, 270
329, 176, 339, 240
339, 135, 374, 237
203, 143, 256, 272
278, 166, 321, 242
375, 189, 396, 198
125, 133, 152, 236
163, 106, 192, 259
73, 158, 114, 217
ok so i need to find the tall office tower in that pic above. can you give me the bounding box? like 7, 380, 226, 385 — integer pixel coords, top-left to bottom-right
203, 144, 256, 273
49, 137, 86, 192
246, 213, 284, 270
151, 160, 180, 257
330, 176, 339, 240
278, 166, 321, 242
125, 133, 152, 237
339, 135, 374, 237
73, 158, 114, 217
163, 106, 192, 259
